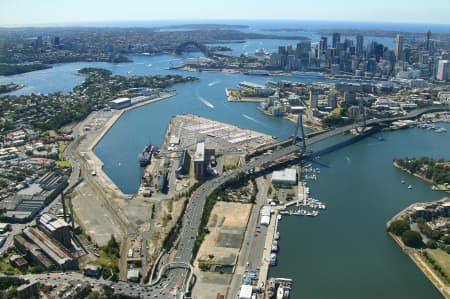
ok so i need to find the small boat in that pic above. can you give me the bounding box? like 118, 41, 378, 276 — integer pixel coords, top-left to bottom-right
274, 232, 280, 240
408, 185, 413, 189
277, 214, 282, 221
270, 253, 277, 266
401, 180, 405, 184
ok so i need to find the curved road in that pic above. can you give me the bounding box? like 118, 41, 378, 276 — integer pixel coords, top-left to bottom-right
17, 106, 447, 298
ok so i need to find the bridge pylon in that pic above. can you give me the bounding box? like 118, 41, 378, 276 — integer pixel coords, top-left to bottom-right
292, 106, 307, 152
355, 97, 368, 135
359, 97, 367, 130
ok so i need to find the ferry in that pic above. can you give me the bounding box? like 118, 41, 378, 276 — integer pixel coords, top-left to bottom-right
254, 48, 270, 56
291, 71, 324, 78
245, 69, 270, 76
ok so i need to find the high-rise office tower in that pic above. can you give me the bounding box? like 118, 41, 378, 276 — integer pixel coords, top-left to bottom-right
356, 34, 364, 58
426, 30, 431, 51
332, 32, 341, 49
436, 60, 450, 81
319, 37, 328, 50
318, 37, 328, 59
395, 34, 404, 62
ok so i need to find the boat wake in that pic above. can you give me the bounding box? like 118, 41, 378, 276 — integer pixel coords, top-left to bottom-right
208, 80, 221, 87
198, 96, 215, 109
345, 156, 351, 164
242, 114, 266, 127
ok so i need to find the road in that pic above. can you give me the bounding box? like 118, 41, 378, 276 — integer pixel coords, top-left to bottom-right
10, 105, 448, 298
228, 177, 269, 298
147, 105, 449, 298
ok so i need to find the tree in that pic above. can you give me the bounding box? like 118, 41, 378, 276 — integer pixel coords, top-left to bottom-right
388, 219, 410, 236
86, 291, 101, 299
426, 240, 438, 249
401, 230, 423, 248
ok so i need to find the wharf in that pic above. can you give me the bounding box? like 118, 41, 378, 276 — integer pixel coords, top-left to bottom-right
283, 169, 305, 208
259, 210, 279, 288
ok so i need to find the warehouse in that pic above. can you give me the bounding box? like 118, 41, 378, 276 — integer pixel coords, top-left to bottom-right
271, 168, 297, 185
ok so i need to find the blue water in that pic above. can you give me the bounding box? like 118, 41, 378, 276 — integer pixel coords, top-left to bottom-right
270, 123, 450, 299
1, 21, 449, 298
93, 65, 297, 193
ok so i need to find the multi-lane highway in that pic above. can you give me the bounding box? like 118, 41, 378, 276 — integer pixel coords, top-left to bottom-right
147, 105, 449, 298
11, 106, 447, 298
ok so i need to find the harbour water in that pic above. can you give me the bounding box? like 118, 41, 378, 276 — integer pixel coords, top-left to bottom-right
1, 23, 450, 298
270, 124, 450, 299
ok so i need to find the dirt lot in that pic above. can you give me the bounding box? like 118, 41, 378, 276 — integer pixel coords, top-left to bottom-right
192, 201, 252, 299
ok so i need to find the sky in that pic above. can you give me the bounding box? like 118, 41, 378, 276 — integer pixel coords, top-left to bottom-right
0, 0, 449, 27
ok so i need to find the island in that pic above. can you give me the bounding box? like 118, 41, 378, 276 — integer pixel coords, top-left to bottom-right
0, 83, 24, 94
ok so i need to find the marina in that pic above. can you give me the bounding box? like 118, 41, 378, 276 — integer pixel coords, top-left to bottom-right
1, 39, 449, 297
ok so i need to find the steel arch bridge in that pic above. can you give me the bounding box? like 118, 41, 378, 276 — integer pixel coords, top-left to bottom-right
175, 41, 211, 56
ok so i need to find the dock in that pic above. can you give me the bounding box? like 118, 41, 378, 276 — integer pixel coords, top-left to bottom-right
258, 210, 279, 288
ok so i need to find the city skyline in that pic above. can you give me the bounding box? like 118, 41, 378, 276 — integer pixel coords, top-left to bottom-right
1, 0, 450, 27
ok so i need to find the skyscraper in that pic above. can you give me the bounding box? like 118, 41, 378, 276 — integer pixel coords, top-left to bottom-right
332, 32, 341, 49
426, 30, 431, 51
318, 37, 328, 59
356, 34, 364, 58
436, 60, 450, 81
395, 34, 404, 62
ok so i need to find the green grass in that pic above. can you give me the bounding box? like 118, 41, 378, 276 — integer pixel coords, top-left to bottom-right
426, 248, 450, 277
56, 160, 71, 168
0, 258, 21, 275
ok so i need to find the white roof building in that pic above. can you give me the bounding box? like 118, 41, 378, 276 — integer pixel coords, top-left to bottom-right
239, 284, 253, 299
260, 215, 271, 226
194, 141, 205, 162
271, 168, 297, 185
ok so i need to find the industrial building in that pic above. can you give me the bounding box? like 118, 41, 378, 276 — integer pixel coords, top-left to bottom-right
109, 97, 132, 109
84, 264, 102, 278
14, 234, 55, 270
38, 213, 72, 248
271, 168, 297, 185
14, 225, 78, 271
127, 268, 140, 282
16, 281, 40, 299
0, 223, 10, 233
9, 254, 28, 269
176, 149, 191, 178
194, 140, 205, 179
0, 171, 68, 223
260, 206, 272, 226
